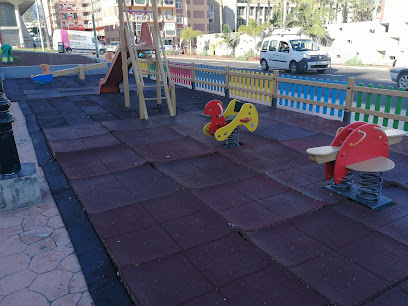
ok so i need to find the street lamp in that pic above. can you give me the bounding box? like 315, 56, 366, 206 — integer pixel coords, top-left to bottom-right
90, 0, 99, 58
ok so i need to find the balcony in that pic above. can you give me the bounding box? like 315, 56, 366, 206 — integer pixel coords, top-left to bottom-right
164, 15, 176, 21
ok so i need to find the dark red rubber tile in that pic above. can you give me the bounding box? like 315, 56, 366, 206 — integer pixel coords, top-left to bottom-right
292, 208, 373, 249
105, 225, 181, 266
43, 126, 79, 141
113, 165, 180, 201
266, 167, 322, 188
150, 112, 209, 125
246, 157, 289, 172
280, 133, 334, 152
234, 130, 271, 148
81, 133, 120, 149
382, 186, 408, 214
378, 216, 408, 246
364, 287, 408, 306
257, 190, 326, 219
112, 130, 155, 146
155, 159, 202, 177
101, 118, 161, 131
251, 141, 297, 158
183, 291, 228, 306
332, 198, 405, 229
227, 174, 289, 201
89, 204, 156, 239
120, 254, 212, 305
338, 231, 408, 282
389, 137, 408, 156
290, 251, 391, 305
189, 153, 233, 170
220, 262, 328, 305
70, 173, 122, 196
173, 172, 221, 189
400, 279, 408, 293
273, 150, 312, 167
247, 221, 331, 267
47, 138, 87, 155
60, 163, 110, 180
131, 136, 214, 162
293, 162, 326, 180
143, 126, 185, 142
186, 233, 271, 287
297, 180, 345, 204
287, 116, 344, 134
191, 184, 252, 211
218, 202, 283, 231
259, 109, 313, 122
141, 189, 204, 223
72, 123, 109, 137
79, 187, 136, 214
162, 208, 233, 249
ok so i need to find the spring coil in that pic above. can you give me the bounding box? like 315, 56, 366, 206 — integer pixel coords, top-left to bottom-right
224, 126, 240, 148
331, 171, 353, 191
357, 172, 383, 202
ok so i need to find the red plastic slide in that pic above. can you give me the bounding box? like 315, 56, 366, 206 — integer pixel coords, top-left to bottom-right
99, 50, 131, 93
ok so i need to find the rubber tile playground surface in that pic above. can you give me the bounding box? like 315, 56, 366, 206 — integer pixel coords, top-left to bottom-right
5, 75, 408, 305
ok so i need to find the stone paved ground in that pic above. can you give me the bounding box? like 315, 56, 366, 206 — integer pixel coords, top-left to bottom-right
0, 103, 93, 305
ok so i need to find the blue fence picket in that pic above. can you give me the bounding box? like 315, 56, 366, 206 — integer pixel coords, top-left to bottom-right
297, 76, 303, 109
338, 81, 346, 118
303, 77, 309, 110
291, 76, 296, 107
285, 75, 291, 106
330, 80, 338, 116
309, 78, 316, 112
279, 75, 284, 105
323, 79, 330, 115
316, 79, 323, 113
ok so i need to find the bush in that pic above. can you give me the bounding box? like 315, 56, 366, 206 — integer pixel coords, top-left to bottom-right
200, 51, 208, 56
236, 55, 247, 61
244, 50, 255, 59
345, 56, 363, 66
165, 50, 176, 55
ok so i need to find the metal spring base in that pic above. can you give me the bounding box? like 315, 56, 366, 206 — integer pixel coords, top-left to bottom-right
330, 171, 353, 191
224, 127, 240, 148
325, 171, 394, 211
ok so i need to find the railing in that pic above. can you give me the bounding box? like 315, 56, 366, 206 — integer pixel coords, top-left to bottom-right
143, 62, 408, 131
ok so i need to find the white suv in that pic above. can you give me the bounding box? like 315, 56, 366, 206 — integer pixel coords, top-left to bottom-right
260, 35, 331, 73
390, 58, 408, 90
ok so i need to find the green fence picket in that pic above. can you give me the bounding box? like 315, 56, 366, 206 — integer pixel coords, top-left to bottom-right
364, 84, 374, 122
355, 83, 364, 121
393, 87, 405, 129
405, 98, 408, 131
383, 86, 394, 127
373, 85, 383, 124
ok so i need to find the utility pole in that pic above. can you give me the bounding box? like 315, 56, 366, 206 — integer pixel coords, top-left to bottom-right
282, 0, 287, 30
90, 0, 99, 58
34, 0, 45, 52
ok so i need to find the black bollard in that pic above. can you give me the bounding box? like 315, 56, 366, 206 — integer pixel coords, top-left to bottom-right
0, 80, 21, 174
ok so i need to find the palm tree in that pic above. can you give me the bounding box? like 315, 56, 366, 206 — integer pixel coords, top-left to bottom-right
215, 24, 240, 57
180, 27, 202, 54
351, 0, 375, 22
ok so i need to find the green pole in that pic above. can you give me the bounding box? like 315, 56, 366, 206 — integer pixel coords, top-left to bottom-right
90, 0, 99, 58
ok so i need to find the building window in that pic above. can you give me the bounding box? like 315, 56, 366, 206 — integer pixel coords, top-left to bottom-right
369, 29, 375, 33
209, 5, 214, 23
249, 7, 254, 16
176, 0, 182, 9
237, 17, 245, 27
176, 15, 183, 24
73, 13, 77, 20
237, 7, 244, 16
177, 28, 182, 37
347, 40, 352, 44
63, 13, 68, 20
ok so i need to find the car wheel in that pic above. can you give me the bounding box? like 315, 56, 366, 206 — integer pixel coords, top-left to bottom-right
66, 48, 72, 54
397, 72, 408, 90
317, 69, 326, 73
261, 59, 269, 71
289, 61, 299, 74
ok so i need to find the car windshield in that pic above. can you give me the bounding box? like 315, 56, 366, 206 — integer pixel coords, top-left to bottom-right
289, 39, 320, 51
109, 42, 118, 46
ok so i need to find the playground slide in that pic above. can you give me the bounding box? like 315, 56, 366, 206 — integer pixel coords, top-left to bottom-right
99, 50, 131, 93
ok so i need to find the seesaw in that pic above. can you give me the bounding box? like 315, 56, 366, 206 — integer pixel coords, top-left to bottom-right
306, 122, 406, 210
31, 62, 109, 84
203, 99, 258, 148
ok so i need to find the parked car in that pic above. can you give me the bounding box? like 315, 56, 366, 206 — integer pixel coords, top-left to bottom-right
107, 41, 119, 53
390, 57, 408, 90
52, 29, 105, 55
259, 35, 331, 73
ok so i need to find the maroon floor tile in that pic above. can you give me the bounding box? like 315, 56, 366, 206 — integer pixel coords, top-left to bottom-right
293, 162, 326, 180
248, 221, 330, 267
70, 172, 122, 196
382, 186, 408, 214
143, 126, 185, 142
209, 163, 258, 184
155, 159, 202, 177
189, 153, 232, 170
266, 167, 322, 188
378, 216, 408, 246
245, 156, 289, 173
43, 126, 79, 141
72, 123, 109, 137
338, 231, 408, 282
141, 189, 204, 223
112, 130, 155, 146
60, 163, 111, 180
104, 225, 181, 266
182, 291, 228, 305
331, 198, 405, 229
249, 141, 295, 158
162, 208, 233, 249
101, 118, 161, 131
220, 263, 328, 305
233, 130, 271, 148
257, 190, 326, 219
287, 116, 344, 134
290, 252, 391, 305
273, 150, 312, 167
151, 112, 209, 126
292, 208, 373, 249
191, 184, 252, 211
81, 133, 120, 149
172, 171, 223, 189
296, 180, 345, 204
47, 138, 87, 155
120, 254, 212, 305
227, 174, 289, 201
186, 233, 271, 287
113, 165, 180, 201
220, 148, 264, 164
280, 133, 334, 152
218, 202, 283, 231
400, 279, 408, 294
364, 287, 408, 306
89, 204, 156, 239
389, 137, 408, 156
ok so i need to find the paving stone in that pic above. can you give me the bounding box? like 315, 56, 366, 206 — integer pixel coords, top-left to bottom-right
220, 262, 328, 305
186, 233, 270, 287
266, 167, 322, 188
69, 271, 89, 293
48, 215, 65, 229
0, 235, 27, 256
0, 289, 48, 305
183, 291, 228, 305
51, 227, 73, 247
29, 269, 72, 301
0, 253, 30, 278
290, 252, 391, 305
22, 214, 48, 231
105, 225, 181, 266
20, 226, 54, 244
247, 221, 331, 267
57, 253, 82, 273
162, 208, 233, 249
0, 270, 36, 295
51, 293, 82, 306
24, 237, 56, 257
29, 247, 73, 273
0, 225, 23, 238
0, 216, 22, 230
77, 292, 95, 306
363, 287, 408, 306
120, 253, 212, 305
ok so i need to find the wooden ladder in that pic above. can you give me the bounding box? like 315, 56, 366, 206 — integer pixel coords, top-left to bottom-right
119, 0, 176, 119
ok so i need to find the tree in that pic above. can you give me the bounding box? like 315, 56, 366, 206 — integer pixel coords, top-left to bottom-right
351, 0, 375, 22
238, 19, 270, 38
215, 24, 240, 57
180, 27, 202, 54
286, 0, 333, 38
22, 7, 35, 23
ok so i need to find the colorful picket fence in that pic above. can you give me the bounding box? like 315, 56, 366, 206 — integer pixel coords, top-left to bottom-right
169, 62, 191, 88
194, 65, 225, 95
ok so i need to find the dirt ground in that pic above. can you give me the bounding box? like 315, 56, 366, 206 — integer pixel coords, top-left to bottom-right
6, 50, 96, 67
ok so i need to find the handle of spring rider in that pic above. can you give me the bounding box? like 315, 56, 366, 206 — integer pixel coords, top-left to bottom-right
349, 130, 366, 147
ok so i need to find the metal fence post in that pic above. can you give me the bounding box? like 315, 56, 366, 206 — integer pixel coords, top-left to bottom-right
0, 80, 21, 175
225, 66, 230, 98
271, 70, 280, 108
343, 77, 355, 123
191, 63, 195, 90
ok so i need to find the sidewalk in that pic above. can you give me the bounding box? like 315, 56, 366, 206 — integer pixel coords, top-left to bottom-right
0, 103, 93, 305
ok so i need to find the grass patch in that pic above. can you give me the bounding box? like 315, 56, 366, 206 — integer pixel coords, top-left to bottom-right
14, 47, 57, 53
344, 56, 363, 66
